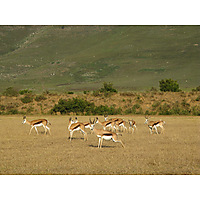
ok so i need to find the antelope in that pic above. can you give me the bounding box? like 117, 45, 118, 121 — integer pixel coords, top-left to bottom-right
144, 116, 165, 134
68, 117, 78, 132
115, 119, 127, 132
90, 119, 125, 148
128, 119, 137, 133
72, 117, 95, 133
104, 115, 122, 123
104, 115, 127, 132
22, 116, 51, 135
68, 118, 87, 141
95, 117, 116, 132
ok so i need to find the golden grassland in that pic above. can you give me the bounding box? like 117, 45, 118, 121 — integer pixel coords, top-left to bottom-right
0, 115, 199, 175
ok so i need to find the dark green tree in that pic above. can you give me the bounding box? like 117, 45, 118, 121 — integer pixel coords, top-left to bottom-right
159, 79, 181, 92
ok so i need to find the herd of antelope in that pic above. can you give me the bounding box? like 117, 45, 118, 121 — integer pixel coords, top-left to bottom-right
22, 115, 165, 148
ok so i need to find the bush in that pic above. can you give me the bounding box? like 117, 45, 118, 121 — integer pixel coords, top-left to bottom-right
93, 82, 118, 97
195, 96, 200, 101
192, 86, 200, 92
99, 82, 117, 93
0, 105, 6, 111
35, 95, 47, 102
159, 79, 181, 92
67, 91, 74, 94
83, 91, 89, 94
150, 87, 158, 92
20, 95, 33, 104
3, 87, 18, 97
50, 97, 122, 115
92, 90, 101, 97
19, 89, 32, 95
7, 109, 19, 115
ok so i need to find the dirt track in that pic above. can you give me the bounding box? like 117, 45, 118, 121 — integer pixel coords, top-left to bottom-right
0, 115, 199, 175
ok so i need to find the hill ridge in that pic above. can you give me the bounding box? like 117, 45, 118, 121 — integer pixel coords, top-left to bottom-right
0, 25, 199, 93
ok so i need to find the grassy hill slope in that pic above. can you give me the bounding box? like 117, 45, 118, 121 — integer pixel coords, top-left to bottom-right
0, 25, 200, 93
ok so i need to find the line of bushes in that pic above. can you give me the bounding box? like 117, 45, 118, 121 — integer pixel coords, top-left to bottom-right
50, 97, 122, 115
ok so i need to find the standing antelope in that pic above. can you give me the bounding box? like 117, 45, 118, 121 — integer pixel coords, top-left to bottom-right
144, 116, 165, 134
90, 119, 125, 148
22, 116, 51, 135
95, 117, 116, 132
114, 119, 127, 132
128, 119, 137, 133
68, 118, 87, 141
74, 117, 95, 133
104, 115, 122, 123
68, 117, 78, 132
104, 115, 127, 132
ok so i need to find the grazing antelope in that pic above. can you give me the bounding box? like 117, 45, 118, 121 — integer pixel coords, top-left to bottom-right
68, 118, 87, 141
22, 116, 51, 135
128, 119, 137, 133
95, 117, 116, 132
144, 116, 165, 134
90, 119, 125, 148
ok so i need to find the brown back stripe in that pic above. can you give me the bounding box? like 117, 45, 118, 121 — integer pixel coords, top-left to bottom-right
153, 121, 160, 126
103, 133, 113, 136
118, 121, 123, 125
105, 121, 112, 126
73, 124, 81, 129
33, 120, 43, 125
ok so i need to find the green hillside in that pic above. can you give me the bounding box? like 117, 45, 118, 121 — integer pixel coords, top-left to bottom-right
0, 25, 199, 93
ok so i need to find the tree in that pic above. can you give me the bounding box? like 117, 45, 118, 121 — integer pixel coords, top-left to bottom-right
99, 82, 117, 96
3, 87, 19, 97
159, 79, 181, 92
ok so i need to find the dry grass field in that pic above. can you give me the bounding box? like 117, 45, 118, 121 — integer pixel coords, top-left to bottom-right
0, 115, 199, 175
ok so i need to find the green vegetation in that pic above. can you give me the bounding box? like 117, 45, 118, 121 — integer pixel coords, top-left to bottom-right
67, 92, 74, 94
50, 97, 122, 115
35, 94, 47, 102
20, 95, 33, 104
192, 86, 200, 92
159, 79, 181, 92
3, 87, 18, 97
92, 82, 118, 97
0, 26, 200, 93
19, 89, 32, 95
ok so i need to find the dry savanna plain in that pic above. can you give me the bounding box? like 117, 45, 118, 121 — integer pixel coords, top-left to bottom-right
0, 115, 199, 175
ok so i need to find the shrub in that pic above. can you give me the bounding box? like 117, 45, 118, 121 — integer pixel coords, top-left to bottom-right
159, 79, 181, 92
158, 103, 172, 115
192, 86, 200, 92
19, 89, 32, 95
83, 91, 89, 94
99, 82, 117, 93
196, 96, 200, 101
7, 109, 19, 115
20, 95, 33, 104
0, 105, 6, 111
92, 90, 101, 97
35, 95, 47, 102
51, 98, 94, 115
150, 87, 158, 92
50, 97, 122, 115
3, 87, 18, 97
120, 92, 135, 96
67, 91, 74, 94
